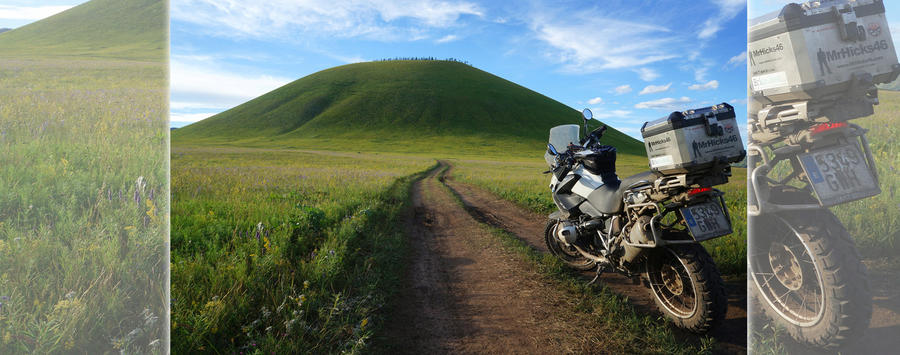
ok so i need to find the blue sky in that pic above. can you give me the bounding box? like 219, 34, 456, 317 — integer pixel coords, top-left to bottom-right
168, 0, 750, 140
8, 1, 900, 141
0, 1, 75, 28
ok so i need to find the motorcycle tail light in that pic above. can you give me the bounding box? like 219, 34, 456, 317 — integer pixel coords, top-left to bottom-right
810, 122, 847, 136
688, 187, 711, 196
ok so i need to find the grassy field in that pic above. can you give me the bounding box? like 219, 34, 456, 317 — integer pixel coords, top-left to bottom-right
0, 57, 167, 353
831, 90, 900, 256
172, 60, 644, 156
170, 147, 434, 353
0, 0, 167, 352
0, 0, 165, 61
170, 145, 725, 353
448, 152, 748, 276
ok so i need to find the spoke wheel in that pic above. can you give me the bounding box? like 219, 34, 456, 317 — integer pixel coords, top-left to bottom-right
750, 206, 872, 350
544, 220, 595, 271
645, 244, 726, 333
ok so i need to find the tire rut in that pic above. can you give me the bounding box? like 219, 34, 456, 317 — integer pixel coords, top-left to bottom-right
440, 162, 747, 354
384, 163, 598, 354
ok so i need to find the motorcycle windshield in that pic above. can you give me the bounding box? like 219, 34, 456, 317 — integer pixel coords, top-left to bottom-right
546, 124, 580, 166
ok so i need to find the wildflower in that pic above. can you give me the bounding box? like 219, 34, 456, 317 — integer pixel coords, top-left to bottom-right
361, 318, 369, 329
65, 291, 75, 300
303, 280, 310, 289
329, 250, 335, 256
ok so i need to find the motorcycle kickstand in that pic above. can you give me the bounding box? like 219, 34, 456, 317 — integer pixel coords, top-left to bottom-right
587, 264, 608, 285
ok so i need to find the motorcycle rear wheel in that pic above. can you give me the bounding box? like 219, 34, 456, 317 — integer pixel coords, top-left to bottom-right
645, 244, 727, 333
544, 219, 596, 271
749, 209, 871, 350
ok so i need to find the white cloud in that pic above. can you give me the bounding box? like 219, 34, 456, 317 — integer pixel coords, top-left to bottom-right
171, 0, 483, 41
634, 68, 660, 81
688, 80, 719, 90
635, 97, 692, 110
698, 0, 745, 40
587, 97, 603, 105
639, 83, 672, 95
592, 109, 633, 119
170, 57, 293, 112
0, 5, 72, 20
435, 34, 459, 43
727, 51, 747, 66
614, 85, 633, 95
529, 10, 678, 71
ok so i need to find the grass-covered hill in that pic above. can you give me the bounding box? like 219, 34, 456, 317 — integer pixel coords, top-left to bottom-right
173, 60, 645, 156
0, 0, 165, 61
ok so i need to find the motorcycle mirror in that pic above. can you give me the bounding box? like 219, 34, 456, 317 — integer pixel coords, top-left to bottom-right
582, 108, 593, 121
547, 143, 559, 156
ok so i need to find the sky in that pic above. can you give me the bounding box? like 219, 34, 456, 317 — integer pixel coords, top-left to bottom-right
0, 1, 75, 28
13, 1, 898, 141
168, 0, 750, 140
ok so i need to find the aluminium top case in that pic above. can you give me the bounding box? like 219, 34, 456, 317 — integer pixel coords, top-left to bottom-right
749, 0, 900, 104
641, 103, 745, 175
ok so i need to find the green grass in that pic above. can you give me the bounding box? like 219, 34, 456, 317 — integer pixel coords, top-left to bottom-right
830, 90, 900, 256
447, 153, 748, 276
170, 147, 434, 353
0, 0, 167, 352
0, 57, 167, 353
172, 60, 644, 156
0, 0, 166, 61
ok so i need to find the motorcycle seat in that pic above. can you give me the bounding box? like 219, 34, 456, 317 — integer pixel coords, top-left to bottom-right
587, 171, 657, 214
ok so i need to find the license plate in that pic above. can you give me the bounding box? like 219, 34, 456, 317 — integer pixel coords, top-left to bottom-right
798, 143, 880, 207
681, 201, 732, 240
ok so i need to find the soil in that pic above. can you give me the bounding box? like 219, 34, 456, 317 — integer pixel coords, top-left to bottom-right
383, 164, 599, 354
384, 162, 748, 354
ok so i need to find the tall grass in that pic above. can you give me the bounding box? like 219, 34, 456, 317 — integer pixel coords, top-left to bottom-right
832, 90, 900, 256
447, 153, 748, 276
0, 58, 167, 353
170, 146, 433, 353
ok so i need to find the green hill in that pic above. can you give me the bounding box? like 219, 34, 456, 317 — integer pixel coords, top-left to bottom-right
173, 60, 645, 156
0, 0, 165, 61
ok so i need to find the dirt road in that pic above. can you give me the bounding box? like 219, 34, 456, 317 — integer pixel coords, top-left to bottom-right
384, 162, 748, 354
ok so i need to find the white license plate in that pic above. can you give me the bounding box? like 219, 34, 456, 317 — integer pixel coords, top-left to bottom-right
799, 144, 880, 207
681, 201, 732, 240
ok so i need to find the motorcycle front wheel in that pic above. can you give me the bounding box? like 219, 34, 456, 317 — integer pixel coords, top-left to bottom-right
749, 209, 871, 350
544, 219, 596, 271
645, 244, 727, 333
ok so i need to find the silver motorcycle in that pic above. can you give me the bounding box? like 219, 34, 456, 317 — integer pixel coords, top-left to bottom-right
544, 105, 742, 332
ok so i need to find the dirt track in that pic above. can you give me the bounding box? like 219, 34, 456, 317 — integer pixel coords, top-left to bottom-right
384, 162, 748, 354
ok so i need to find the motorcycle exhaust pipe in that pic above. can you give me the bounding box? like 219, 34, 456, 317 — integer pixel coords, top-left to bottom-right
572, 244, 608, 263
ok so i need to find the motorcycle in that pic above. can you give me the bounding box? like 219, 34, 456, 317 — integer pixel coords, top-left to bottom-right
543, 105, 741, 332
747, 109, 876, 349
747, 0, 899, 348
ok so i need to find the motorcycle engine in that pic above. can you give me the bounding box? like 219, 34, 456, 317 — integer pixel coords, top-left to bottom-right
556, 221, 578, 244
